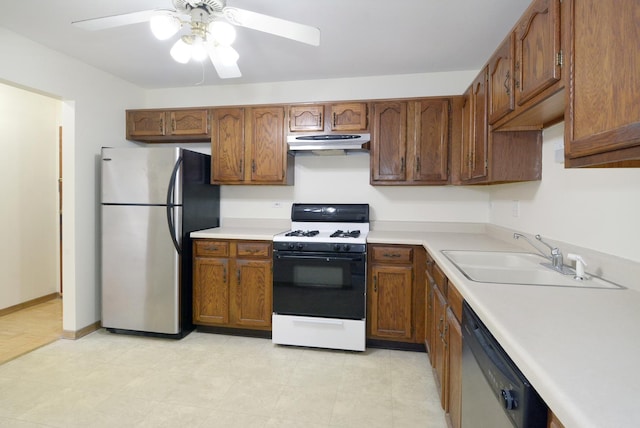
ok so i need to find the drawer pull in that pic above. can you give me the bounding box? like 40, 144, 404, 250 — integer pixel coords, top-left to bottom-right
383, 253, 401, 258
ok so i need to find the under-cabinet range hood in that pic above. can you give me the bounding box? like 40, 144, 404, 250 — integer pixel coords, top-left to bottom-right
287, 134, 370, 154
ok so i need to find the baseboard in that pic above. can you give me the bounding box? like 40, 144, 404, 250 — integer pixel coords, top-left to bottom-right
0, 292, 60, 317
62, 321, 101, 340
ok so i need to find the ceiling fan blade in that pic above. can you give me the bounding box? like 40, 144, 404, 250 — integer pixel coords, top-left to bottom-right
223, 7, 320, 46
205, 43, 242, 79
72, 9, 159, 31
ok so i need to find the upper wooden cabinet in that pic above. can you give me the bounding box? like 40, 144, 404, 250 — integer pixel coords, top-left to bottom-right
488, 33, 516, 125
489, 0, 567, 131
459, 70, 543, 185
515, 0, 562, 106
371, 98, 452, 185
288, 105, 324, 132
288, 102, 368, 133
211, 106, 293, 185
565, 0, 640, 167
126, 109, 210, 143
460, 72, 489, 183
329, 102, 368, 131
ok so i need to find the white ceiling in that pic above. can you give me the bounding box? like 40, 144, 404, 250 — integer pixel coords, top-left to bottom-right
0, 0, 532, 89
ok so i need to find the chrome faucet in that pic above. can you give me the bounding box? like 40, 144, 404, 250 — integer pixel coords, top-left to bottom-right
513, 233, 572, 274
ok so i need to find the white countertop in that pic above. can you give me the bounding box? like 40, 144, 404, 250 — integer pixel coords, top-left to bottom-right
193, 224, 640, 427
370, 230, 640, 428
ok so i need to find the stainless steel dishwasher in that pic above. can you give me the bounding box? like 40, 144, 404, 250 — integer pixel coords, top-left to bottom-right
461, 301, 547, 428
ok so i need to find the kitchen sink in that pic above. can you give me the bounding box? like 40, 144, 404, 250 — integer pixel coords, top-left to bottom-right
441, 250, 624, 289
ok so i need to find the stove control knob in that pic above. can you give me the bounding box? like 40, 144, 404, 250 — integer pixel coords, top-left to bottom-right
344, 244, 351, 252
334, 244, 342, 251
296, 243, 304, 250
501, 389, 517, 410
287, 243, 295, 250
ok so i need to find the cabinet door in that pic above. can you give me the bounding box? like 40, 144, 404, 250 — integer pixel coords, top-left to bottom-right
447, 308, 462, 428
488, 33, 515, 124
289, 105, 324, 132
371, 101, 408, 182
413, 99, 450, 183
565, 0, 640, 167
193, 257, 230, 325
515, 0, 562, 105
127, 110, 166, 138
169, 109, 209, 136
330, 102, 368, 131
370, 264, 413, 340
433, 284, 448, 410
232, 259, 272, 328
470, 70, 488, 181
249, 106, 286, 183
211, 108, 245, 183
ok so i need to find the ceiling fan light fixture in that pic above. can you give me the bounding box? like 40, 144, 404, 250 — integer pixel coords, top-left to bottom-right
209, 21, 236, 46
170, 38, 192, 63
150, 12, 181, 40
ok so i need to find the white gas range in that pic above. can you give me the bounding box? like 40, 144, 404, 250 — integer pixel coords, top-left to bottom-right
271, 204, 369, 352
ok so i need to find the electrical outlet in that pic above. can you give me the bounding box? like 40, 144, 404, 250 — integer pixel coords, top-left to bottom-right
272, 202, 283, 208
512, 200, 520, 218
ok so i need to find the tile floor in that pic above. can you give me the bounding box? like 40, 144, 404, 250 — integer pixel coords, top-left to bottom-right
0, 327, 447, 428
0, 297, 62, 364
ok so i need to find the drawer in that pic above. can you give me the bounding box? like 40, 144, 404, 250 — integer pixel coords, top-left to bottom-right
447, 281, 463, 322
237, 241, 271, 258
194, 240, 229, 257
371, 245, 413, 263
432, 263, 448, 294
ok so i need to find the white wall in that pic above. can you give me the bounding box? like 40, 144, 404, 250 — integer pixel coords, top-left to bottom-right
488, 123, 640, 263
0, 83, 60, 309
0, 28, 145, 332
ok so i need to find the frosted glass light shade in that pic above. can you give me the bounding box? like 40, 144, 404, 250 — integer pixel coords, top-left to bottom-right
150, 13, 180, 40
170, 38, 191, 63
209, 21, 236, 45
191, 37, 208, 62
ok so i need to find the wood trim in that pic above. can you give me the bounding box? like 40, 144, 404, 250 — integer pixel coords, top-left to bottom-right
0, 293, 60, 317
62, 321, 101, 340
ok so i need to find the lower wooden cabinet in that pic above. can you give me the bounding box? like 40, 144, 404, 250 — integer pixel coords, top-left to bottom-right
426, 253, 462, 428
193, 239, 272, 330
367, 244, 425, 343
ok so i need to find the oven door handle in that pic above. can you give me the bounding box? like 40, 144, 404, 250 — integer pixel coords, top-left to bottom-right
275, 254, 363, 262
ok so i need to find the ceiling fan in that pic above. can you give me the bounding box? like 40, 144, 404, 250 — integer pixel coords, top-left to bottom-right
72, 0, 321, 79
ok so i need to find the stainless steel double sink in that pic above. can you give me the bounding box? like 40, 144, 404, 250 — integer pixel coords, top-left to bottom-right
441, 250, 623, 289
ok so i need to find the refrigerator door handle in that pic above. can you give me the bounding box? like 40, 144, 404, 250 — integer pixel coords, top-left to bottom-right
167, 156, 183, 254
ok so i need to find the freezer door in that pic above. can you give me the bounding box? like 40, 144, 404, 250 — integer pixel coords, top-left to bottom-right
101, 147, 182, 205
102, 204, 181, 334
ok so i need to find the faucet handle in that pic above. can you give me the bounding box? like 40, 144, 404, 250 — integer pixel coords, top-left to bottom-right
568, 253, 587, 280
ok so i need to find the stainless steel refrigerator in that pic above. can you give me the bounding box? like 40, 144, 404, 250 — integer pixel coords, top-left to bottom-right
101, 147, 220, 338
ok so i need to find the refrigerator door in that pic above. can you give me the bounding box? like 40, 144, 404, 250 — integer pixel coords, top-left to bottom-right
101, 147, 182, 205
102, 204, 181, 334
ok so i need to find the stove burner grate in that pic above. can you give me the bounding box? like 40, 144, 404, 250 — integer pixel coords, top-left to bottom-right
330, 230, 361, 238
285, 229, 320, 237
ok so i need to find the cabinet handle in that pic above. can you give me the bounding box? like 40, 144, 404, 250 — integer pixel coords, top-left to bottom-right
383, 253, 401, 258
239, 159, 243, 173
504, 70, 511, 95
374, 276, 377, 292
438, 316, 444, 337
416, 157, 421, 173
332, 112, 337, 127
252, 160, 256, 173
223, 267, 227, 283
160, 117, 164, 132
237, 269, 241, 284
400, 157, 405, 172
172, 118, 176, 132
514, 61, 520, 89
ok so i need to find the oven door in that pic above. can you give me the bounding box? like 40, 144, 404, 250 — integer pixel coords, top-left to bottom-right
273, 251, 366, 320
